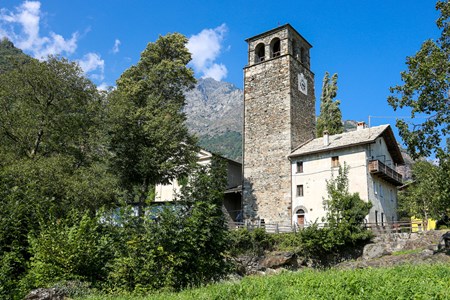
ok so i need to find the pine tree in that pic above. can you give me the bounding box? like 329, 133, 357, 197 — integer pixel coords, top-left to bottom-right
316, 72, 344, 137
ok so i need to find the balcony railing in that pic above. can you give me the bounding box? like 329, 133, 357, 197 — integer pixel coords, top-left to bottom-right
368, 160, 403, 186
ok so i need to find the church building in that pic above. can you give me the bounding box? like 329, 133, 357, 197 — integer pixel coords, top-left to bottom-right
242, 24, 404, 227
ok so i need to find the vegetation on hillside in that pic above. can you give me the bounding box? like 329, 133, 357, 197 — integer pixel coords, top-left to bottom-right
0, 37, 30, 73
0, 35, 228, 299
198, 131, 242, 162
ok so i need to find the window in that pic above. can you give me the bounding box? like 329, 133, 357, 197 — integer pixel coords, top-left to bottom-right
300, 47, 307, 63
255, 43, 265, 63
381, 213, 384, 226
296, 161, 303, 173
296, 185, 304, 197
331, 156, 339, 167
270, 38, 281, 58
375, 210, 378, 225
379, 183, 383, 198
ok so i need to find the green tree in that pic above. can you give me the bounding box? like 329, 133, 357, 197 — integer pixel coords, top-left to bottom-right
323, 165, 372, 243
316, 72, 344, 137
0, 56, 117, 299
299, 165, 372, 265
108, 33, 198, 214
388, 1, 450, 159
0, 56, 104, 163
398, 160, 449, 222
108, 157, 229, 292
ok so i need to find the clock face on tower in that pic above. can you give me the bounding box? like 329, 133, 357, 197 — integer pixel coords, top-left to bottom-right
298, 73, 308, 95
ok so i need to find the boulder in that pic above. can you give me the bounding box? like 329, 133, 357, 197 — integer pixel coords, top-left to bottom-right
24, 288, 66, 300
260, 252, 297, 269
362, 243, 391, 260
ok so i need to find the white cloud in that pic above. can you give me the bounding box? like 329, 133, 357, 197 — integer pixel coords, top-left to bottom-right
187, 23, 228, 81
77, 52, 104, 80
97, 82, 110, 91
0, 1, 78, 59
112, 38, 120, 54
203, 63, 227, 81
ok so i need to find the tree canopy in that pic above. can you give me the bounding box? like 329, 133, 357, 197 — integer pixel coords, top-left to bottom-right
388, 1, 450, 159
108, 33, 198, 211
0, 56, 104, 163
398, 159, 450, 222
316, 72, 344, 137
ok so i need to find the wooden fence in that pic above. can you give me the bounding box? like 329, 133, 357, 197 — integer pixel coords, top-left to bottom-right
231, 220, 427, 234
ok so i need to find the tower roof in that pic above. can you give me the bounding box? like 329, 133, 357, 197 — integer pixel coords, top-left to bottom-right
245, 23, 312, 48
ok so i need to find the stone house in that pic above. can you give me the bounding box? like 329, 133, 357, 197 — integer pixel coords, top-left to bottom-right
154, 148, 242, 223
289, 123, 404, 227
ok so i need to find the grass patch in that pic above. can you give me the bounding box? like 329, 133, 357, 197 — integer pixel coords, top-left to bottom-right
78, 263, 450, 300
391, 248, 423, 256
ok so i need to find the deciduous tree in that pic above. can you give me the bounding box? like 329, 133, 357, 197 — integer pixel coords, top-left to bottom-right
388, 1, 450, 159
398, 160, 450, 223
108, 33, 198, 213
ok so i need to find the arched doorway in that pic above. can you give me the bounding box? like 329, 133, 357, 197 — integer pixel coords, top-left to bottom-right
296, 209, 305, 227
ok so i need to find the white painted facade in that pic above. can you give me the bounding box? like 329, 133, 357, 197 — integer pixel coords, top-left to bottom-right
154, 149, 242, 202
290, 125, 403, 227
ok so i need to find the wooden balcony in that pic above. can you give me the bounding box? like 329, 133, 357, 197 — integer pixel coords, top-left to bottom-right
368, 160, 403, 186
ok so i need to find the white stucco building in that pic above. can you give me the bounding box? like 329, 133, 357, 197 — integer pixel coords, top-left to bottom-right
289, 123, 404, 227
154, 148, 242, 223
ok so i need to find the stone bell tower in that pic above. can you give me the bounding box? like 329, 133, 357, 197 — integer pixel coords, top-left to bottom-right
243, 24, 315, 225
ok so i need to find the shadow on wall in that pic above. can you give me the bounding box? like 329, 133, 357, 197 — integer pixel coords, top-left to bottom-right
243, 177, 258, 222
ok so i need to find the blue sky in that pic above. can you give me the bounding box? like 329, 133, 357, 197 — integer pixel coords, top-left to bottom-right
0, 1, 443, 149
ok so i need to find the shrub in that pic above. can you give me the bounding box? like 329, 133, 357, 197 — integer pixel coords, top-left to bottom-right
20, 211, 115, 291
228, 228, 274, 256
107, 157, 230, 292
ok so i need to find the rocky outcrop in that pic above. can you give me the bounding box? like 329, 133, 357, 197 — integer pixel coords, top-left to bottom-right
233, 231, 449, 275
24, 288, 66, 300
184, 77, 243, 160
260, 252, 297, 269
184, 78, 243, 137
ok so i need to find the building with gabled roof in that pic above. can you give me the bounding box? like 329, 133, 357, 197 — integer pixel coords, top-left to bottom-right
289, 123, 404, 227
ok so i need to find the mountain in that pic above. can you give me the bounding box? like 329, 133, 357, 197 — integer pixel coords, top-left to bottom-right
184, 78, 243, 161
0, 38, 31, 73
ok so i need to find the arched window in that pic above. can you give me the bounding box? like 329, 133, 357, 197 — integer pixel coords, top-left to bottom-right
300, 47, 307, 64
270, 38, 281, 58
296, 209, 305, 226
255, 43, 265, 63
292, 40, 299, 60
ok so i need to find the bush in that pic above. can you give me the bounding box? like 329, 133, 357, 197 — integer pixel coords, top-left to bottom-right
0, 248, 26, 299
107, 158, 230, 293
20, 211, 115, 291
228, 228, 274, 256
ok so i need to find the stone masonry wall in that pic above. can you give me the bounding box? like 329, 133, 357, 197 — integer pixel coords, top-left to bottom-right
243, 25, 315, 225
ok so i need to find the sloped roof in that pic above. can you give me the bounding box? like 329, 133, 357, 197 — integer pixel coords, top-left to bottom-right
290, 125, 404, 165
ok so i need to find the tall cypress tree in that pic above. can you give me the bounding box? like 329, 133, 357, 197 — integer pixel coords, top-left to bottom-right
316, 72, 344, 137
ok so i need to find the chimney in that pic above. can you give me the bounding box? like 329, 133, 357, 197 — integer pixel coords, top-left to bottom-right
357, 122, 367, 131
323, 130, 329, 146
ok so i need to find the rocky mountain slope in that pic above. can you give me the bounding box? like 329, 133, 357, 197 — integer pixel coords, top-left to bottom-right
184, 78, 243, 161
